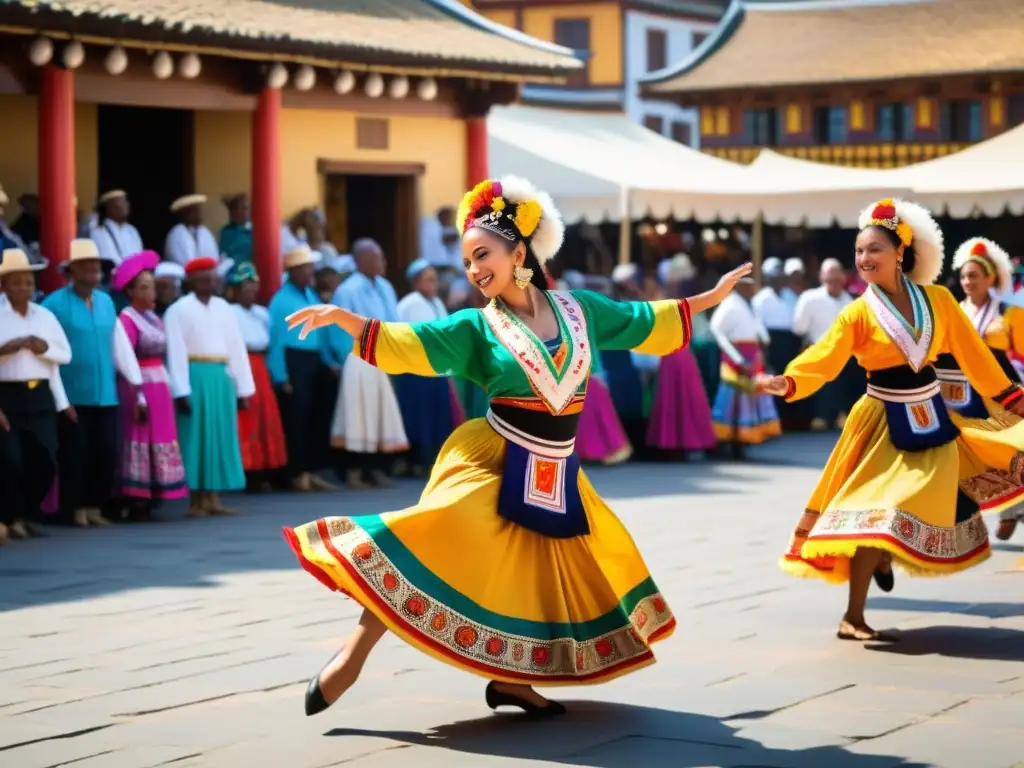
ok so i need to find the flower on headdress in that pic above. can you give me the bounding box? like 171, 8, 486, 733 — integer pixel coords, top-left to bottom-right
512, 200, 542, 238
491, 196, 506, 213
456, 180, 496, 233
872, 200, 897, 220
895, 221, 914, 247
971, 241, 988, 257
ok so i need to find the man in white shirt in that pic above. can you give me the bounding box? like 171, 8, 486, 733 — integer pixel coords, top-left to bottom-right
164, 194, 220, 267
0, 249, 70, 541
164, 257, 255, 517
90, 190, 143, 267
792, 258, 861, 430
754, 257, 804, 429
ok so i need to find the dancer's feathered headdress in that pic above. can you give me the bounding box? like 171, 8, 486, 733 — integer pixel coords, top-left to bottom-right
857, 197, 944, 285
456, 176, 565, 265
952, 237, 1012, 294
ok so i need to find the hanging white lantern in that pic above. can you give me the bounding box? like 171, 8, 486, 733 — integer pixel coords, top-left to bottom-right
104, 46, 128, 76
333, 70, 355, 95
364, 72, 384, 98
62, 40, 85, 70
267, 62, 288, 90
416, 77, 438, 102
152, 51, 173, 80
294, 64, 316, 92
388, 75, 409, 100
178, 52, 201, 79
28, 37, 53, 67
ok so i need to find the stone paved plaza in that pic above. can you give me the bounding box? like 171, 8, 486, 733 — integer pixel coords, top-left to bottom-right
0, 433, 1022, 768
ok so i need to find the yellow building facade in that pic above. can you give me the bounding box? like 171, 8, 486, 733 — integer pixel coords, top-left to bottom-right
0, 97, 466, 235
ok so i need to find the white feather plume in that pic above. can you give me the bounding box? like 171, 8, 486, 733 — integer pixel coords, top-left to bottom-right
857, 197, 944, 285
952, 237, 1012, 294
496, 175, 565, 265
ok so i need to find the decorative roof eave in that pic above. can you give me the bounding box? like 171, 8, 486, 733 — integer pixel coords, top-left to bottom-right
638, 0, 744, 91
0, 6, 582, 82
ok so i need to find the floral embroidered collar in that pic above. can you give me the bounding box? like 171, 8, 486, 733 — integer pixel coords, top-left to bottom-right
482, 290, 591, 414
864, 277, 934, 372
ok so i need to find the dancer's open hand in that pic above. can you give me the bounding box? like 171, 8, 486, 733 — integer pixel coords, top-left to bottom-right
287, 305, 343, 340
754, 373, 789, 396
714, 262, 754, 302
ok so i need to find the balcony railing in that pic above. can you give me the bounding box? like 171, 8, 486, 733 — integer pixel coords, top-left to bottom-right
702, 142, 972, 168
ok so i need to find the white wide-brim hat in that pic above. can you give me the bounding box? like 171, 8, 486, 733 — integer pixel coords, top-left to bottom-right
60, 238, 112, 271
0, 248, 47, 275
170, 194, 207, 213
283, 244, 321, 270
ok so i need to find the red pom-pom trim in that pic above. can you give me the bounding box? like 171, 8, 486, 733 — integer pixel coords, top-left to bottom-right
872, 203, 896, 220
971, 241, 988, 257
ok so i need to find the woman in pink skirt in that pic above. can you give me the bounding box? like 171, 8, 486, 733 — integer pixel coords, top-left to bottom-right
575, 352, 633, 465
645, 255, 717, 456
112, 251, 188, 520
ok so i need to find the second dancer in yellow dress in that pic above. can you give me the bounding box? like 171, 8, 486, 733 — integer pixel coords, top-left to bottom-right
757, 198, 1024, 641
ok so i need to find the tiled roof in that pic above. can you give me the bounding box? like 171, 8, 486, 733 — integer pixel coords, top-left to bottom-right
627, 0, 727, 19
0, 0, 582, 77
644, 0, 1024, 93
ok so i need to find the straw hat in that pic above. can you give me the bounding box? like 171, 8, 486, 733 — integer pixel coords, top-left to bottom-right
283, 244, 320, 270
99, 189, 127, 205
60, 238, 111, 271
0, 248, 47, 275
170, 193, 207, 213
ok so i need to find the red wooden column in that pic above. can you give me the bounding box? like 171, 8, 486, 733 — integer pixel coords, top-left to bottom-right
38, 65, 76, 293
465, 116, 489, 189
252, 87, 282, 303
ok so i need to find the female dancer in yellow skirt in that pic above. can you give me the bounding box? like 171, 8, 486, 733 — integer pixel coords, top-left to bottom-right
285, 176, 752, 717
756, 198, 1024, 642
936, 237, 1024, 540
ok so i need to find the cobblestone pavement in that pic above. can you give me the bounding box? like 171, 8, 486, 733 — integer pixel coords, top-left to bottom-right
0, 433, 1022, 768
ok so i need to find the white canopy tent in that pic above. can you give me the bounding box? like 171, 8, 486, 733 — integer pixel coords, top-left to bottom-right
487, 104, 753, 225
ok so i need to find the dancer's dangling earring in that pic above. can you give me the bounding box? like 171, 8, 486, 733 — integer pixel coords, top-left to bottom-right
513, 264, 533, 290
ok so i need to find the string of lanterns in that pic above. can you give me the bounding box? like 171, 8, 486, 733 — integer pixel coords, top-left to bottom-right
266, 62, 437, 101
26, 36, 439, 101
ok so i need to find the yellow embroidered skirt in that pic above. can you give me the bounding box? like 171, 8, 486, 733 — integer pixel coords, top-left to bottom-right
781, 394, 1024, 584
284, 418, 674, 686
950, 402, 1024, 516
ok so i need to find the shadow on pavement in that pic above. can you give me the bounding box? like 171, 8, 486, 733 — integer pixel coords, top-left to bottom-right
865, 625, 1024, 662
868, 596, 1024, 619
325, 701, 927, 768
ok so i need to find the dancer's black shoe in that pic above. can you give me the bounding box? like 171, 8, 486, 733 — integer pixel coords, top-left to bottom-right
304, 674, 331, 716
485, 681, 566, 718
873, 566, 894, 593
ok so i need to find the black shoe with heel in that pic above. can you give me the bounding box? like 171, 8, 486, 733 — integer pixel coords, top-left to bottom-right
485, 681, 567, 719
304, 655, 339, 717
873, 566, 894, 593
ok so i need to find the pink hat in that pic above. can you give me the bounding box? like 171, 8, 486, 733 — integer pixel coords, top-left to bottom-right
112, 250, 160, 292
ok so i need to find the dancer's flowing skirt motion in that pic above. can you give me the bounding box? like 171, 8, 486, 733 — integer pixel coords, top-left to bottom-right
285, 418, 675, 686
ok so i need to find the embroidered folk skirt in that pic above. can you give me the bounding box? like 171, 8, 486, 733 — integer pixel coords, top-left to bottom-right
331, 355, 409, 454
284, 417, 675, 686
394, 374, 463, 468
117, 364, 187, 501
176, 361, 246, 493
949, 403, 1024, 523
711, 345, 782, 445
238, 352, 288, 472
646, 347, 717, 452
779, 394, 1024, 583
575, 376, 632, 465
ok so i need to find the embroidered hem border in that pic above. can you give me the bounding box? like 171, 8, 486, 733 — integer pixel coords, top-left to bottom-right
283, 518, 675, 685
782, 506, 991, 578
